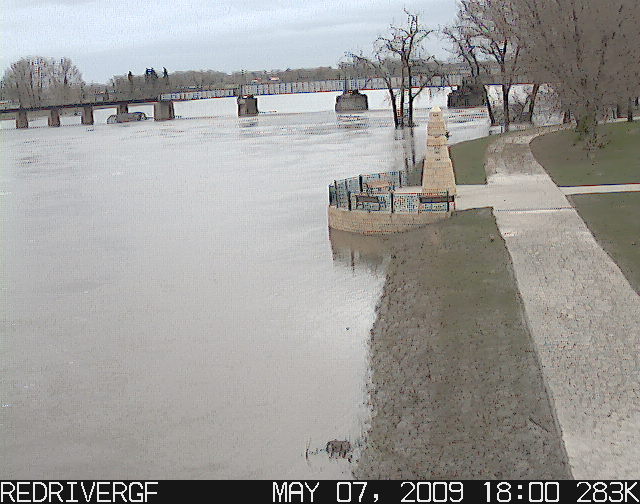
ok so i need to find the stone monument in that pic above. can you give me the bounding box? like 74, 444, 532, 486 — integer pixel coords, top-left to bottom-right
422, 107, 456, 195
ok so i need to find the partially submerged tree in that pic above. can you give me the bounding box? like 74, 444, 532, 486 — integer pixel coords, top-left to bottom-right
442, 22, 496, 125
349, 10, 440, 128
454, 0, 523, 132
377, 11, 440, 127
348, 52, 403, 127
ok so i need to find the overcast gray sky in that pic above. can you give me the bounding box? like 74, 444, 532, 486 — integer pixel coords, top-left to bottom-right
2, 0, 458, 84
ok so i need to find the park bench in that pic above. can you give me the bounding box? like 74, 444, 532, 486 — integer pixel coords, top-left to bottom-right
364, 178, 393, 193
354, 194, 386, 211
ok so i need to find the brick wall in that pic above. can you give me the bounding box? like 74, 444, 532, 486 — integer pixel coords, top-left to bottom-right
328, 206, 449, 235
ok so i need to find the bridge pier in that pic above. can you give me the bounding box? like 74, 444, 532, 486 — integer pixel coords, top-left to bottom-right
154, 101, 175, 121
117, 103, 129, 114
48, 108, 61, 127
335, 90, 368, 112
81, 105, 94, 125
237, 95, 258, 116
16, 110, 28, 129
447, 81, 486, 108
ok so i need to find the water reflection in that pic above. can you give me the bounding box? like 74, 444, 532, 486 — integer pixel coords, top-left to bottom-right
238, 118, 259, 128
394, 128, 423, 185
329, 228, 393, 273
336, 114, 370, 130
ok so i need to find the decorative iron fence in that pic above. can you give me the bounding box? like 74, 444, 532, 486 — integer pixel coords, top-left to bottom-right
329, 170, 454, 214
392, 192, 453, 213
329, 170, 408, 209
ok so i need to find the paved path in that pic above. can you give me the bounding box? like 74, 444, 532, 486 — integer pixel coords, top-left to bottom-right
458, 130, 640, 479
560, 183, 640, 195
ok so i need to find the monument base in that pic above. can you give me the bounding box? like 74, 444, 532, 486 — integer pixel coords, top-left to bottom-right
328, 206, 449, 235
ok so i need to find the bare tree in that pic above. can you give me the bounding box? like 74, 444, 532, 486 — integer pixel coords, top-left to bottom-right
2, 56, 84, 107
349, 10, 439, 128
442, 22, 497, 125
502, 0, 640, 145
455, 0, 522, 131
377, 10, 440, 127
2, 58, 47, 108
49, 57, 84, 103
349, 52, 404, 127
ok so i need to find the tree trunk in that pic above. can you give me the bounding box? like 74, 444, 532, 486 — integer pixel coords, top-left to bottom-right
526, 83, 540, 123
408, 92, 414, 127
407, 64, 414, 128
627, 97, 634, 123
482, 86, 497, 126
388, 87, 399, 128
399, 70, 406, 129
563, 110, 572, 124
576, 108, 598, 148
502, 84, 511, 132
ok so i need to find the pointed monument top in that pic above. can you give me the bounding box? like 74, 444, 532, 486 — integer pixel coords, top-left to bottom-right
429, 107, 445, 123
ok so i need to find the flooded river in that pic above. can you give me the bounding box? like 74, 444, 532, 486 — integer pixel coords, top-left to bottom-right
1, 90, 488, 478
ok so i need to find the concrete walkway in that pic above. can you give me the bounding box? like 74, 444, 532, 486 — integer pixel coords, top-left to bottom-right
560, 183, 640, 195
458, 130, 640, 479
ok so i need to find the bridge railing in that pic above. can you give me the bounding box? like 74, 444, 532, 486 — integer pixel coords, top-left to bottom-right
159, 75, 462, 102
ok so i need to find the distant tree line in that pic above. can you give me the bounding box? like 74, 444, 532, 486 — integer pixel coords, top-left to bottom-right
1, 56, 85, 108
108, 66, 354, 96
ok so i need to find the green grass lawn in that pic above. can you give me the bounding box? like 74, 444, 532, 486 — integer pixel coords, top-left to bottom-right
450, 136, 494, 185
530, 121, 640, 186
570, 192, 640, 293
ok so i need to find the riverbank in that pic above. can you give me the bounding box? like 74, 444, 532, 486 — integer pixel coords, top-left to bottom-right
354, 208, 571, 479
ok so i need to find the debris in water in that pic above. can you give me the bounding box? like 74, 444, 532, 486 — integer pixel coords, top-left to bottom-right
326, 440, 352, 460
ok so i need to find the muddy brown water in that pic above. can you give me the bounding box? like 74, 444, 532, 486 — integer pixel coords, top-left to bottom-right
1, 96, 494, 478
